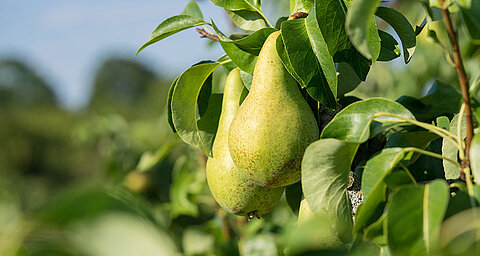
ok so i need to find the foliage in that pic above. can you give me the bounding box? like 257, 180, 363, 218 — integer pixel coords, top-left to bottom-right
2, 0, 480, 255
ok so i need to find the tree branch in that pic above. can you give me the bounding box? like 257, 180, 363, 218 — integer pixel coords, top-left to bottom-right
440, 0, 474, 180
196, 28, 219, 41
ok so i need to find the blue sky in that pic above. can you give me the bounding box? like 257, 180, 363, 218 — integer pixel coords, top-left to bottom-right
0, 0, 237, 109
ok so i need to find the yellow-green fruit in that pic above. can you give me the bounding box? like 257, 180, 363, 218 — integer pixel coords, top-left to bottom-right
228, 31, 319, 187
206, 68, 284, 217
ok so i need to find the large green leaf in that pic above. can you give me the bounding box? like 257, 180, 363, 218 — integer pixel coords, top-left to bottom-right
387, 180, 449, 256
315, 0, 350, 55
302, 138, 357, 245
225, 9, 269, 31
212, 23, 276, 74
460, 2, 480, 42
377, 30, 401, 62
345, 0, 381, 61
362, 148, 405, 197
375, 7, 416, 63
397, 81, 462, 122
280, 17, 336, 106
210, 0, 260, 11
182, 1, 204, 19
211, 0, 270, 30
171, 62, 223, 156
334, 46, 372, 81
137, 1, 208, 56
321, 98, 415, 143
439, 207, 480, 255
354, 148, 405, 233
337, 62, 362, 97
285, 182, 303, 216
471, 133, 480, 183
290, 0, 314, 14
442, 114, 465, 180
276, 34, 303, 86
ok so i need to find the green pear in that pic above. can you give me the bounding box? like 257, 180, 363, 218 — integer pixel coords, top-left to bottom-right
206, 68, 284, 217
228, 31, 319, 187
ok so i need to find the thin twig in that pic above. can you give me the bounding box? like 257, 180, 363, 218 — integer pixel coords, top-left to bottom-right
440, 0, 474, 178
291, 12, 308, 19
196, 28, 219, 41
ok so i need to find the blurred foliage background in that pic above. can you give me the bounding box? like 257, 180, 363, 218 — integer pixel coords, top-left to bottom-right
1, 0, 479, 255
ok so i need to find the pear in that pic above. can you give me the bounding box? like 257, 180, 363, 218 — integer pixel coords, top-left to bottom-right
228, 31, 319, 187
206, 68, 284, 217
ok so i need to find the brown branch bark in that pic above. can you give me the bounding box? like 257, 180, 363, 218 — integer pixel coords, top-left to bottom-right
196, 28, 219, 41
440, 1, 474, 180
290, 12, 308, 19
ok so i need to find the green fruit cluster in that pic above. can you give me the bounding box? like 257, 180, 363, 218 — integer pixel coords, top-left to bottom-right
206, 31, 319, 218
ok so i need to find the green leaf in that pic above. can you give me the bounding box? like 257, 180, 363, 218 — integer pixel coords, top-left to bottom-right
354, 148, 405, 233
375, 7, 416, 63
396, 80, 462, 122
363, 214, 386, 244
471, 133, 480, 183
302, 138, 357, 245
348, 239, 384, 256
210, 0, 260, 11
460, 2, 480, 42
137, 15, 208, 55
167, 77, 179, 133
285, 181, 303, 216
275, 16, 289, 29
334, 46, 372, 81
337, 62, 362, 97
136, 142, 176, 172
225, 9, 269, 31
315, 0, 350, 55
387, 180, 449, 256
362, 148, 405, 197
276, 34, 303, 86
345, 0, 381, 61
170, 156, 199, 217
182, 1, 204, 20
321, 98, 415, 143
290, 0, 314, 14
213, 23, 276, 73
442, 114, 465, 180
240, 70, 253, 90
439, 207, 480, 255
385, 131, 439, 163
280, 17, 337, 106
354, 183, 387, 233
211, 0, 270, 30
377, 30, 400, 62
171, 62, 223, 156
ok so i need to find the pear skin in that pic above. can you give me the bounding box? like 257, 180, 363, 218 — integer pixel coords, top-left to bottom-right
206, 68, 284, 217
228, 31, 319, 187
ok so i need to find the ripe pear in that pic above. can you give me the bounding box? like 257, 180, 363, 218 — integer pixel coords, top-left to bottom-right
206, 68, 284, 217
228, 31, 319, 187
